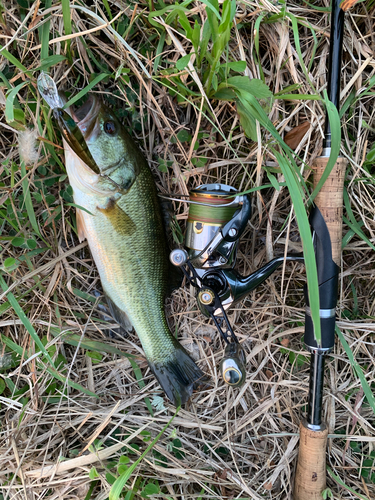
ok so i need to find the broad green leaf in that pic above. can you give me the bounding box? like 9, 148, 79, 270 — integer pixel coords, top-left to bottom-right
220, 60, 246, 72
0, 378, 6, 394
26, 239, 37, 250
176, 129, 191, 142
213, 87, 235, 100
218, 76, 272, 98
143, 483, 160, 496
35, 55, 67, 72
3, 257, 16, 268
89, 467, 99, 479
236, 100, 257, 141
11, 237, 24, 247
176, 54, 191, 71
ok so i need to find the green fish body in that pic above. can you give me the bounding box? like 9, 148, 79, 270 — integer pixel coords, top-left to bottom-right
63, 96, 203, 405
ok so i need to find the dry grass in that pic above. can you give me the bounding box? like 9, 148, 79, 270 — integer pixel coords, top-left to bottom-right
1, 1, 375, 499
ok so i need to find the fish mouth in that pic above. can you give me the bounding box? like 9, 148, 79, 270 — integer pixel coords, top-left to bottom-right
70, 95, 102, 138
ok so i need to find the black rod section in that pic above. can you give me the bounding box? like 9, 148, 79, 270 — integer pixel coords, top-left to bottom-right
307, 353, 326, 426
323, 0, 345, 150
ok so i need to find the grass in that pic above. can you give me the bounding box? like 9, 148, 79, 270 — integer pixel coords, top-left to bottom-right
1, 0, 375, 499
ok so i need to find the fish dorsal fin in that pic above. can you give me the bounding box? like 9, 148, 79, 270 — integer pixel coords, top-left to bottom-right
76, 208, 87, 243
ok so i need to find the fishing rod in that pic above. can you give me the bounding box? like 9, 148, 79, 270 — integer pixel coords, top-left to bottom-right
294, 1, 358, 498
170, 184, 303, 386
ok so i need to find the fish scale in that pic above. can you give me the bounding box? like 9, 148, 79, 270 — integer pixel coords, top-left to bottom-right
62, 95, 204, 405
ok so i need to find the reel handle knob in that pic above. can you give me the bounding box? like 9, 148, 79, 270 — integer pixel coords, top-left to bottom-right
220, 343, 246, 387
170, 248, 189, 267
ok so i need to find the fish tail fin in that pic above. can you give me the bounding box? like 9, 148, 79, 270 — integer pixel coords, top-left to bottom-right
149, 343, 205, 406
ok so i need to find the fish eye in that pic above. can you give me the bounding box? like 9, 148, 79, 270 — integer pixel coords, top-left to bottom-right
104, 121, 116, 135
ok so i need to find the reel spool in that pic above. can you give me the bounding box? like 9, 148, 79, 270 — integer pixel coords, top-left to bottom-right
185, 184, 242, 268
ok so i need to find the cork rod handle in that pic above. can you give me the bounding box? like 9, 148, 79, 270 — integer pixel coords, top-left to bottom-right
294, 156, 347, 500
294, 423, 328, 500
312, 156, 347, 265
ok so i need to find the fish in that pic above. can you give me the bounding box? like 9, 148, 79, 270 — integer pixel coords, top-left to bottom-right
60, 95, 204, 406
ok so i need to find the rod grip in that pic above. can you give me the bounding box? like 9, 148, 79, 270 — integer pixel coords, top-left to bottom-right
294, 423, 328, 500
312, 156, 347, 265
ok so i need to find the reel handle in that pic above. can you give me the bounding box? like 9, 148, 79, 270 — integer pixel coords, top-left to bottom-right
220, 343, 246, 387
221, 254, 304, 306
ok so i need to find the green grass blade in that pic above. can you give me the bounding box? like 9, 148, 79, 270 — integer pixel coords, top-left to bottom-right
286, 13, 316, 92
276, 93, 321, 101
0, 332, 97, 398
40, 0, 52, 60
343, 216, 375, 251
310, 92, 342, 202
153, 30, 166, 74
0, 275, 97, 397
0, 46, 32, 77
61, 0, 72, 57
0, 274, 55, 366
102, 0, 113, 20
50, 327, 153, 415
327, 465, 370, 500
20, 161, 41, 237
63, 73, 109, 109
109, 407, 180, 500
5, 81, 28, 123
273, 150, 321, 345
336, 326, 375, 416
343, 189, 375, 251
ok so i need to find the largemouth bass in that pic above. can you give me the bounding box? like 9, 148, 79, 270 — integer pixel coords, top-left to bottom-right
62, 95, 204, 406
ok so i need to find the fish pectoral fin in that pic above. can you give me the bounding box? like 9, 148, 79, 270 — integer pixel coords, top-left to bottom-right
97, 198, 136, 235
105, 295, 133, 333
76, 208, 87, 243
166, 263, 183, 297
148, 342, 206, 406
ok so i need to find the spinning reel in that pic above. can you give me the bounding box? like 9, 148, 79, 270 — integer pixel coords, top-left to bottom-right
170, 184, 304, 387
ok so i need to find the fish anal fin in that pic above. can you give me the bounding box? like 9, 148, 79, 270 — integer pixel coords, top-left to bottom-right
76, 208, 87, 243
105, 294, 133, 334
